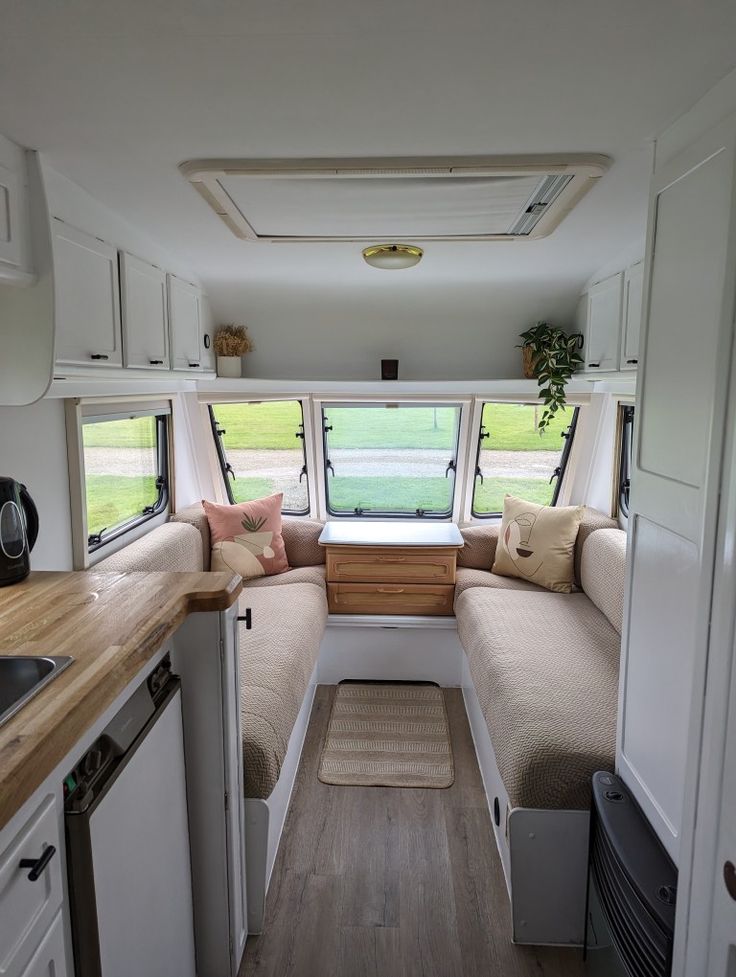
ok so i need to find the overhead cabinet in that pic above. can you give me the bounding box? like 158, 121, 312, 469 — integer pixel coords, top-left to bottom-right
120, 252, 170, 370
168, 274, 210, 372
583, 272, 623, 372
0, 135, 33, 283
52, 219, 122, 367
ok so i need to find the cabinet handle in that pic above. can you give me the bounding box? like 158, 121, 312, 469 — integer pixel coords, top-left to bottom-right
377, 556, 407, 563
19, 845, 56, 881
626, 358, 638, 365
90, 353, 109, 361
377, 587, 405, 594
149, 359, 164, 365
188, 362, 200, 369
237, 608, 252, 630
587, 362, 600, 368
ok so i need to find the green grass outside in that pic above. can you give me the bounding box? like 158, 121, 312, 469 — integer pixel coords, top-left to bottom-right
86, 474, 157, 536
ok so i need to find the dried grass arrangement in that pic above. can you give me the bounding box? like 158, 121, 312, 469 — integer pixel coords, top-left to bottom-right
213, 325, 255, 357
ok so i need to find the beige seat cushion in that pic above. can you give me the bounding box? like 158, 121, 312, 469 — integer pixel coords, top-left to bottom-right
580, 528, 627, 634
454, 567, 543, 602
456, 588, 619, 810
93, 522, 203, 573
239, 583, 328, 798
493, 496, 584, 593
244, 565, 326, 590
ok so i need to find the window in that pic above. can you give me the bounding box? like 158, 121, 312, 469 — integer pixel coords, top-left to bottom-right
618, 405, 635, 517
471, 402, 579, 516
209, 400, 309, 514
322, 403, 462, 518
82, 410, 169, 551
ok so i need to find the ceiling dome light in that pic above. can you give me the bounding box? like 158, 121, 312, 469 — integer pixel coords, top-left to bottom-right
362, 243, 423, 270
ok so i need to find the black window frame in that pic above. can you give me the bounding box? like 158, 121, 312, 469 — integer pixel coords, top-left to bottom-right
321, 402, 463, 520
208, 400, 310, 516
618, 404, 635, 518
470, 402, 580, 518
86, 412, 170, 553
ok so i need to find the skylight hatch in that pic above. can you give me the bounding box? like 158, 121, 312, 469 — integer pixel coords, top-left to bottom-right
180, 156, 609, 242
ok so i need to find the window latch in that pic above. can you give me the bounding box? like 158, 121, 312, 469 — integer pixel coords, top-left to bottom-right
215, 425, 226, 437
479, 426, 490, 441
549, 466, 562, 485
225, 462, 236, 480
445, 459, 456, 478
416, 508, 426, 517
561, 426, 571, 440
88, 530, 106, 547
354, 507, 365, 516
299, 464, 307, 483
326, 459, 335, 476
475, 465, 484, 486
295, 425, 305, 440
324, 424, 333, 434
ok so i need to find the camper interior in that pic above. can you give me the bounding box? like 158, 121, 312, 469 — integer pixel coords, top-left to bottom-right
1, 3, 736, 975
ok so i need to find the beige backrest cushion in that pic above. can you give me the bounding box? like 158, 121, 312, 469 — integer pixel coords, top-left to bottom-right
574, 507, 618, 585
580, 528, 628, 634
492, 495, 584, 593
171, 504, 325, 570
171, 504, 212, 569
282, 517, 325, 566
457, 525, 499, 569
94, 522, 204, 573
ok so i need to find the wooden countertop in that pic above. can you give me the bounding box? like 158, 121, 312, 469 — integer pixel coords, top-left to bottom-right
0, 570, 242, 832
319, 520, 464, 548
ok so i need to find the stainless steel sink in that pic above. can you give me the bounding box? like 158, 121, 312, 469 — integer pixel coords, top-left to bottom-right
0, 656, 73, 728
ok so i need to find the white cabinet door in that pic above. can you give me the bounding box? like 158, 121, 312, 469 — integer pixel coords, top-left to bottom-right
620, 262, 644, 371
584, 272, 623, 372
120, 252, 170, 370
0, 136, 31, 281
52, 219, 122, 367
168, 275, 204, 371
17, 912, 67, 977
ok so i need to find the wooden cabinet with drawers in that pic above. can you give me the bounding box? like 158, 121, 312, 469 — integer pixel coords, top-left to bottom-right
319, 521, 464, 617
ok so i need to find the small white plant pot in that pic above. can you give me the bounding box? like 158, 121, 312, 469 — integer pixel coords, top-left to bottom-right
217, 355, 242, 378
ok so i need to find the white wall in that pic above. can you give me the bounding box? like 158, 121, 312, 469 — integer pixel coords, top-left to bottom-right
0, 398, 73, 569
210, 280, 580, 381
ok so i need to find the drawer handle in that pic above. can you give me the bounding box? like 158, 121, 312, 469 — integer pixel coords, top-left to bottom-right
90, 353, 109, 361
188, 362, 200, 369
19, 845, 56, 881
377, 587, 405, 594
237, 608, 252, 630
149, 359, 164, 365
626, 358, 638, 365
377, 556, 407, 563
587, 362, 600, 368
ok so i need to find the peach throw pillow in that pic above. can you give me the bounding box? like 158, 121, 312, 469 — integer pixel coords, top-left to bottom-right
202, 494, 290, 580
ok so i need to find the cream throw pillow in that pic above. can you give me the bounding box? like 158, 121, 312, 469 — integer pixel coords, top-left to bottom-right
492, 495, 584, 593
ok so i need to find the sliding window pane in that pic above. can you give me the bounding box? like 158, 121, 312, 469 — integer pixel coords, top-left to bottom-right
210, 401, 309, 513
323, 404, 461, 517
472, 403, 577, 515
82, 414, 165, 543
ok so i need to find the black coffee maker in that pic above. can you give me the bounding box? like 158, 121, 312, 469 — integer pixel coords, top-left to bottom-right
0, 478, 39, 586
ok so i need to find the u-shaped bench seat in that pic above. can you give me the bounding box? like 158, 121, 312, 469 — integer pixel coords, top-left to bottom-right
94, 503, 625, 945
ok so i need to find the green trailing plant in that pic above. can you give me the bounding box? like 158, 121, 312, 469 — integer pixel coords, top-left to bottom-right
518, 322, 584, 433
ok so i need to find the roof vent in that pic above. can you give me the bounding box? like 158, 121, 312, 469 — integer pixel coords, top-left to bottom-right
180, 155, 609, 243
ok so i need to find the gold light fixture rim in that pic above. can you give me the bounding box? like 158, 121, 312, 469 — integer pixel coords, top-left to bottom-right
362, 243, 424, 263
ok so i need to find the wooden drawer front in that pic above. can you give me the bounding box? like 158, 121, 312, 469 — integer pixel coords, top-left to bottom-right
328, 583, 455, 616
0, 796, 63, 977
326, 547, 457, 585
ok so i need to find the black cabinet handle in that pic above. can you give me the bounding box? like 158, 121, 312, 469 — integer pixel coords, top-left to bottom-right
90, 353, 109, 361
149, 359, 164, 365
626, 358, 638, 365
19, 845, 56, 881
587, 362, 600, 368
237, 608, 252, 630
188, 362, 200, 369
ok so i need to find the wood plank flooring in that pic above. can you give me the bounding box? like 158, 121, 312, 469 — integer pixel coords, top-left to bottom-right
240, 685, 586, 977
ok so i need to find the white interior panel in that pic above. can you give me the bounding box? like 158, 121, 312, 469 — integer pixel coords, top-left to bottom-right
621, 516, 699, 844
638, 147, 731, 487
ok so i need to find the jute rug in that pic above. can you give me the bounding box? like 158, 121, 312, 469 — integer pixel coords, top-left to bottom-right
318, 682, 454, 788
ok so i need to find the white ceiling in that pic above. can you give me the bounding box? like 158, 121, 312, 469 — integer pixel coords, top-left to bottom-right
1, 0, 735, 374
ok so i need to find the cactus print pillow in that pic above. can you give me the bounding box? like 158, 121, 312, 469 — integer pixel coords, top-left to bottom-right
202, 494, 290, 580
